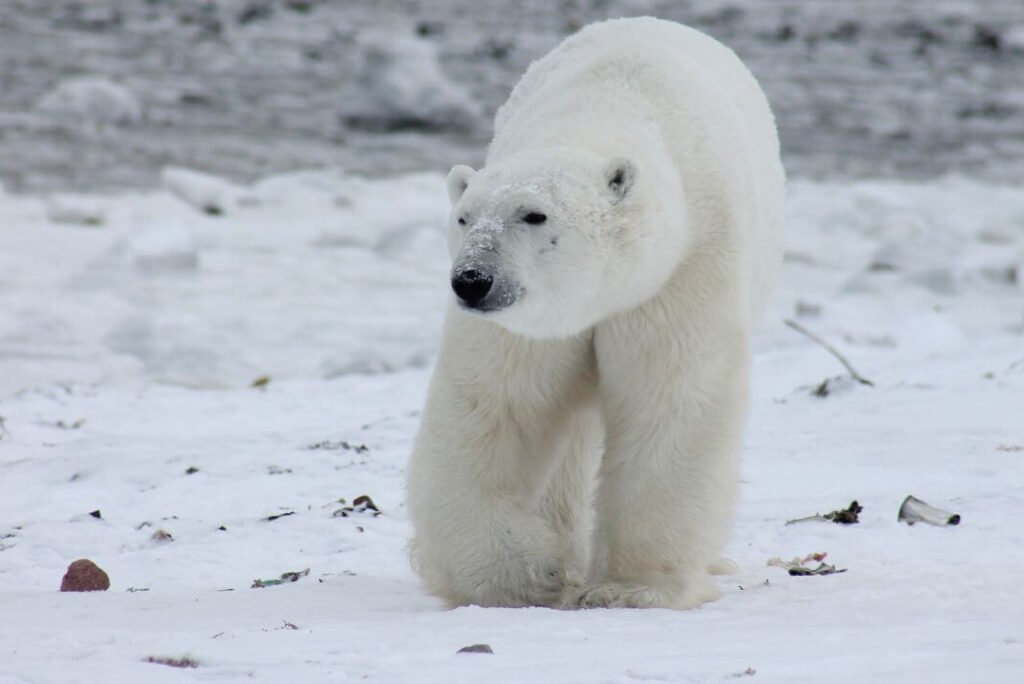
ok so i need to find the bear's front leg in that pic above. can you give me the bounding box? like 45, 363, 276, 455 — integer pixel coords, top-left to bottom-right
407, 317, 595, 608
573, 303, 750, 610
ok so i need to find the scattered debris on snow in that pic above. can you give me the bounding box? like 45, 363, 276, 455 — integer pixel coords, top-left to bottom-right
767, 552, 847, 577
785, 318, 874, 393
251, 567, 310, 588
143, 655, 199, 669
898, 496, 961, 526
264, 620, 299, 632
457, 644, 494, 654
333, 495, 381, 518
786, 500, 863, 525
308, 440, 369, 453
786, 563, 846, 577
51, 419, 85, 430
809, 375, 859, 397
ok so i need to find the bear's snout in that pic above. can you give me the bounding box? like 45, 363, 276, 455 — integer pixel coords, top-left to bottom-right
452, 268, 494, 308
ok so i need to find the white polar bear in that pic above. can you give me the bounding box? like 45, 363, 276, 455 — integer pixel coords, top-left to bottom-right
407, 17, 784, 610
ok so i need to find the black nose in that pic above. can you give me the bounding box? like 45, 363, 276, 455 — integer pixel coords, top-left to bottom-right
452, 269, 493, 307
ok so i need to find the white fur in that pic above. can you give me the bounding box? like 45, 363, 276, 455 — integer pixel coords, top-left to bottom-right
407, 17, 784, 609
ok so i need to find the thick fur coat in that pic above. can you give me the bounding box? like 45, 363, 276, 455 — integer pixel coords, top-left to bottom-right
407, 17, 785, 609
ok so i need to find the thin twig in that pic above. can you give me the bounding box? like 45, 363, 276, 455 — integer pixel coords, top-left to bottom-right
784, 319, 874, 387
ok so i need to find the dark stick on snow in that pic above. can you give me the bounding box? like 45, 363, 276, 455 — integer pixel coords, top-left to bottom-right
783, 319, 874, 387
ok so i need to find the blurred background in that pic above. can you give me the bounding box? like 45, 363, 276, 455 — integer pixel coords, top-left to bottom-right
2, 0, 1024, 193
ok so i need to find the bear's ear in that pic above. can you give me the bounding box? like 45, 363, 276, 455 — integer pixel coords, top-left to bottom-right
446, 165, 476, 204
604, 158, 636, 203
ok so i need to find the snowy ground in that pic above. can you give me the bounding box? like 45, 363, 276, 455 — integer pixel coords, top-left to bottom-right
1, 170, 1022, 682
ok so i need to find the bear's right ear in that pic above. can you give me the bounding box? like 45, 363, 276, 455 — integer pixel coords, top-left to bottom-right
446, 165, 476, 204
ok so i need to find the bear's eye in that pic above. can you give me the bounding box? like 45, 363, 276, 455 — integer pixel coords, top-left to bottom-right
523, 212, 547, 225
457, 217, 467, 226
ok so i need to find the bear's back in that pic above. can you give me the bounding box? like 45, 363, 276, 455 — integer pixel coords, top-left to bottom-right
493, 17, 785, 323
496, 18, 775, 151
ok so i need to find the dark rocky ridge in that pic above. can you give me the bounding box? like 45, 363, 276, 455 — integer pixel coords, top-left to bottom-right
1, 0, 1022, 192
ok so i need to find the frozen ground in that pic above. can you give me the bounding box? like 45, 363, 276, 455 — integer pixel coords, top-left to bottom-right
1, 170, 1023, 682
2, 0, 1024, 191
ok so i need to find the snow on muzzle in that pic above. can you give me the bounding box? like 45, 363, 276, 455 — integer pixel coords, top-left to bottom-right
450, 226, 520, 312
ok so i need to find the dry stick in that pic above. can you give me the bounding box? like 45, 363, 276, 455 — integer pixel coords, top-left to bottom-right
783, 319, 874, 387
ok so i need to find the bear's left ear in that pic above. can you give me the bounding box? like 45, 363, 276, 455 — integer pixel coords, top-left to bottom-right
446, 165, 476, 204
604, 158, 636, 203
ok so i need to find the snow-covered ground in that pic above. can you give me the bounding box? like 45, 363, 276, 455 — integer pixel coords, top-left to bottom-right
2, 170, 1023, 682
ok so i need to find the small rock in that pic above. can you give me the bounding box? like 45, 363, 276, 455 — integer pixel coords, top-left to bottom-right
61, 559, 111, 592
151, 529, 174, 543
457, 644, 493, 654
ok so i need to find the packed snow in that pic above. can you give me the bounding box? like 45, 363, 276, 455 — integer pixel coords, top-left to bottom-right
1, 169, 1023, 682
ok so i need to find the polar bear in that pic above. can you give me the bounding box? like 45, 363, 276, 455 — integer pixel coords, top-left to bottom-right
407, 17, 784, 610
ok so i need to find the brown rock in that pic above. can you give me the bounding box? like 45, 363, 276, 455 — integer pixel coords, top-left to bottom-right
151, 529, 174, 543
60, 559, 111, 592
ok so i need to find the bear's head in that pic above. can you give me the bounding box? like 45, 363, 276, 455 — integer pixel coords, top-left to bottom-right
445, 149, 687, 338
